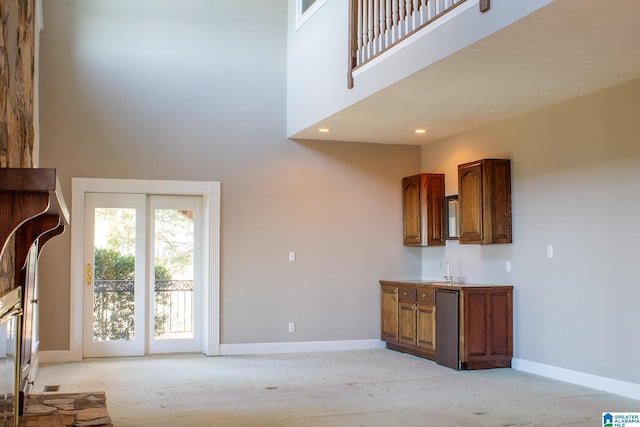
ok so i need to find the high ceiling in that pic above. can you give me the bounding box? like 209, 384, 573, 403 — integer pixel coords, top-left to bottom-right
292, 0, 640, 145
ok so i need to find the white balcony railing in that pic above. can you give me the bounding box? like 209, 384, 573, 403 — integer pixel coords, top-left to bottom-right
348, 0, 490, 88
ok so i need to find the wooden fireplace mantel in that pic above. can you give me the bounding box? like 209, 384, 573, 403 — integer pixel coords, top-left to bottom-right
0, 168, 69, 418
0, 168, 70, 267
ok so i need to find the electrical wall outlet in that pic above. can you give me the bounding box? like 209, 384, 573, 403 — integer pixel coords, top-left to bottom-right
289, 251, 296, 262
506, 261, 511, 272
288, 322, 295, 333
547, 245, 554, 258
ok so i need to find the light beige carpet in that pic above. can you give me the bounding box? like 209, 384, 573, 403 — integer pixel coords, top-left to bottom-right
34, 349, 639, 426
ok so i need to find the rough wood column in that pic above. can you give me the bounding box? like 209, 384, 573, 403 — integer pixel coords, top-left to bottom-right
1, 0, 35, 168
0, 0, 36, 291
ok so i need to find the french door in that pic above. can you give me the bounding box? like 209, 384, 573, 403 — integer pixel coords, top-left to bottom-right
83, 193, 202, 357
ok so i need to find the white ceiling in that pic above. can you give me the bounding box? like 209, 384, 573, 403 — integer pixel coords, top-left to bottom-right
293, 0, 640, 145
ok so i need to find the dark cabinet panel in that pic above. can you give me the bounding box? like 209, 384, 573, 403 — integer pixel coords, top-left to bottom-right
435, 290, 459, 370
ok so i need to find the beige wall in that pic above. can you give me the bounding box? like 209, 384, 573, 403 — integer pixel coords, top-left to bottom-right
37, 0, 422, 351
37, 0, 639, 390
421, 77, 640, 384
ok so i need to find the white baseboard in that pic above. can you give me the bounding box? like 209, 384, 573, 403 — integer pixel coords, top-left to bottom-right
512, 358, 640, 401
40, 340, 384, 362
220, 339, 386, 356
38, 350, 71, 364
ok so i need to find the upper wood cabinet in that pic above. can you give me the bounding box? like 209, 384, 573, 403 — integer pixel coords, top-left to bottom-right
458, 159, 512, 244
402, 173, 445, 246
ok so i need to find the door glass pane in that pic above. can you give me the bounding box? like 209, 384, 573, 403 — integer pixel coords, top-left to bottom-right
153, 209, 195, 340
92, 208, 137, 342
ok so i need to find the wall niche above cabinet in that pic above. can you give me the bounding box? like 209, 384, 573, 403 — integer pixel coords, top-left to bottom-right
402, 173, 445, 246
458, 159, 512, 244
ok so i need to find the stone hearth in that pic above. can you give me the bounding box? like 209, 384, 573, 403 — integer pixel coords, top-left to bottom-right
19, 392, 112, 427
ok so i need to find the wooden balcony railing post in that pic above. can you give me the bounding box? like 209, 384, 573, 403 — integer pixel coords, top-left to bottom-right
348, 0, 357, 88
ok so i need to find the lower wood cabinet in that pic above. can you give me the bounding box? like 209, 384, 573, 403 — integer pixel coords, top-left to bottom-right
380, 280, 513, 370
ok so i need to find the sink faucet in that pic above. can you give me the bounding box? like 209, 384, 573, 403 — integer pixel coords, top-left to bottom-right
441, 261, 453, 284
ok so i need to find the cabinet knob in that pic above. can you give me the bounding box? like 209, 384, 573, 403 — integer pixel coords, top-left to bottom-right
422, 294, 426, 298
32, 299, 39, 304
403, 292, 408, 296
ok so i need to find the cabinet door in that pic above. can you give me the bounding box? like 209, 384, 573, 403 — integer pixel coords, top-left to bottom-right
458, 161, 484, 243
487, 160, 512, 243
402, 174, 445, 246
424, 174, 445, 246
380, 285, 399, 342
398, 302, 417, 346
464, 291, 488, 358
458, 159, 512, 245
416, 303, 436, 352
402, 175, 421, 245
487, 290, 512, 358
461, 288, 513, 368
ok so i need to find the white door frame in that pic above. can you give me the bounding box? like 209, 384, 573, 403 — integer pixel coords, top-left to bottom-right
70, 178, 220, 361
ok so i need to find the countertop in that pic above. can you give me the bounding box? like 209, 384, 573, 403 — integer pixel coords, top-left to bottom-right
379, 279, 513, 290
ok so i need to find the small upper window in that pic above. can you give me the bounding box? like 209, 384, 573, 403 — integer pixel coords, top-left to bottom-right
296, 0, 328, 30
301, 0, 317, 14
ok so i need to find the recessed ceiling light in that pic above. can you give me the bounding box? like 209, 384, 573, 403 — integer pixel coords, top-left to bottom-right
318, 128, 331, 133
414, 129, 426, 134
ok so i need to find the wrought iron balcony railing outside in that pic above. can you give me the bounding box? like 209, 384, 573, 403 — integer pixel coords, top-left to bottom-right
93, 279, 194, 342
